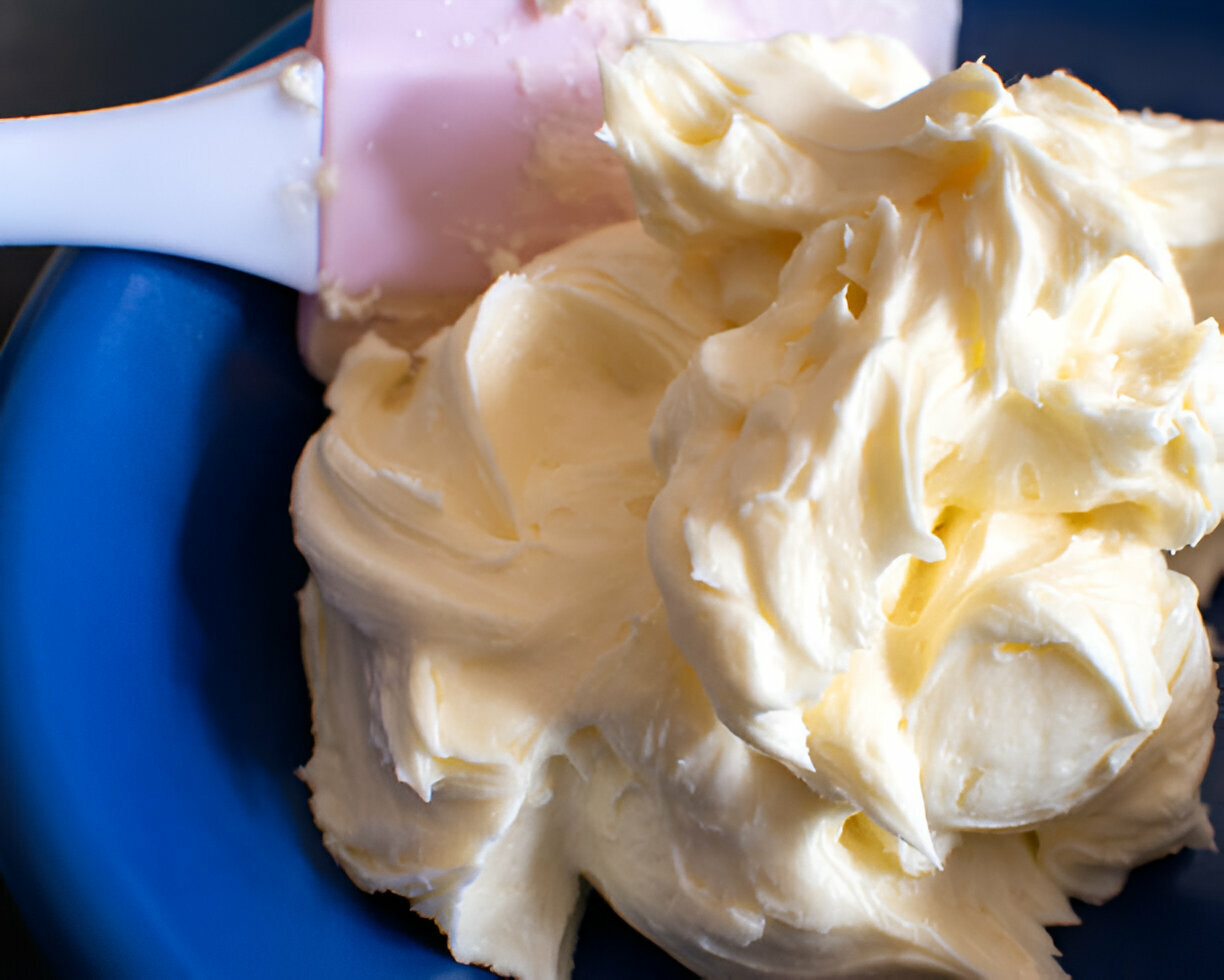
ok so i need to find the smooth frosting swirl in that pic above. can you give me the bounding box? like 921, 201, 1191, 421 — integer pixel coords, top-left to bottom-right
293, 34, 1222, 979
614, 38, 1224, 855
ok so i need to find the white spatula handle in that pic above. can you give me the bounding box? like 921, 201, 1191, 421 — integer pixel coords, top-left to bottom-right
0, 49, 323, 292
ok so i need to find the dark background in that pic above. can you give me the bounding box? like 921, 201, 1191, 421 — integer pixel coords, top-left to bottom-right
3, 0, 1224, 976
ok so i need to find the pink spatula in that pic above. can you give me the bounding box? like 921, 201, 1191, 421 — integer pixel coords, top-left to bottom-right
0, 0, 960, 347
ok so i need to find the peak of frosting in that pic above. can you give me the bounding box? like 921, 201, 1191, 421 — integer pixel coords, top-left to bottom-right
293, 33, 1221, 979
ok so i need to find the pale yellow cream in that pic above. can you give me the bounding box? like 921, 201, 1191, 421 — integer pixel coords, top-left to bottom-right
292, 34, 1222, 979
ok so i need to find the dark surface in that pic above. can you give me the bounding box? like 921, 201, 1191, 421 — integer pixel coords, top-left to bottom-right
0, 2, 304, 973
958, 0, 1224, 119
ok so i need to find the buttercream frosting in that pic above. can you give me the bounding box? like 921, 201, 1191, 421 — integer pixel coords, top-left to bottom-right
292, 33, 1222, 979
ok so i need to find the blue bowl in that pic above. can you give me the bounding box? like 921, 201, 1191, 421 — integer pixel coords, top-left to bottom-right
1, 4, 1222, 977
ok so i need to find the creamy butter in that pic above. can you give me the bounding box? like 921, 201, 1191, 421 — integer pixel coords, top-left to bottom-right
292, 34, 1221, 980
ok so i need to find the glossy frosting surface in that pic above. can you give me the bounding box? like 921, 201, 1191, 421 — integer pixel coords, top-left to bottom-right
293, 32, 1223, 980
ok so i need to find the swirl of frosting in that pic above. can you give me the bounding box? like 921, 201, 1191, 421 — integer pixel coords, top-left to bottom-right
614, 35, 1224, 857
292, 34, 1221, 979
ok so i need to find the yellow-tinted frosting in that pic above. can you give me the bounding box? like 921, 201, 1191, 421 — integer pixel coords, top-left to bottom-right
292, 34, 1221, 979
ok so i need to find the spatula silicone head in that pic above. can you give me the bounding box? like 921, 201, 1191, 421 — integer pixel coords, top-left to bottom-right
302, 0, 961, 370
